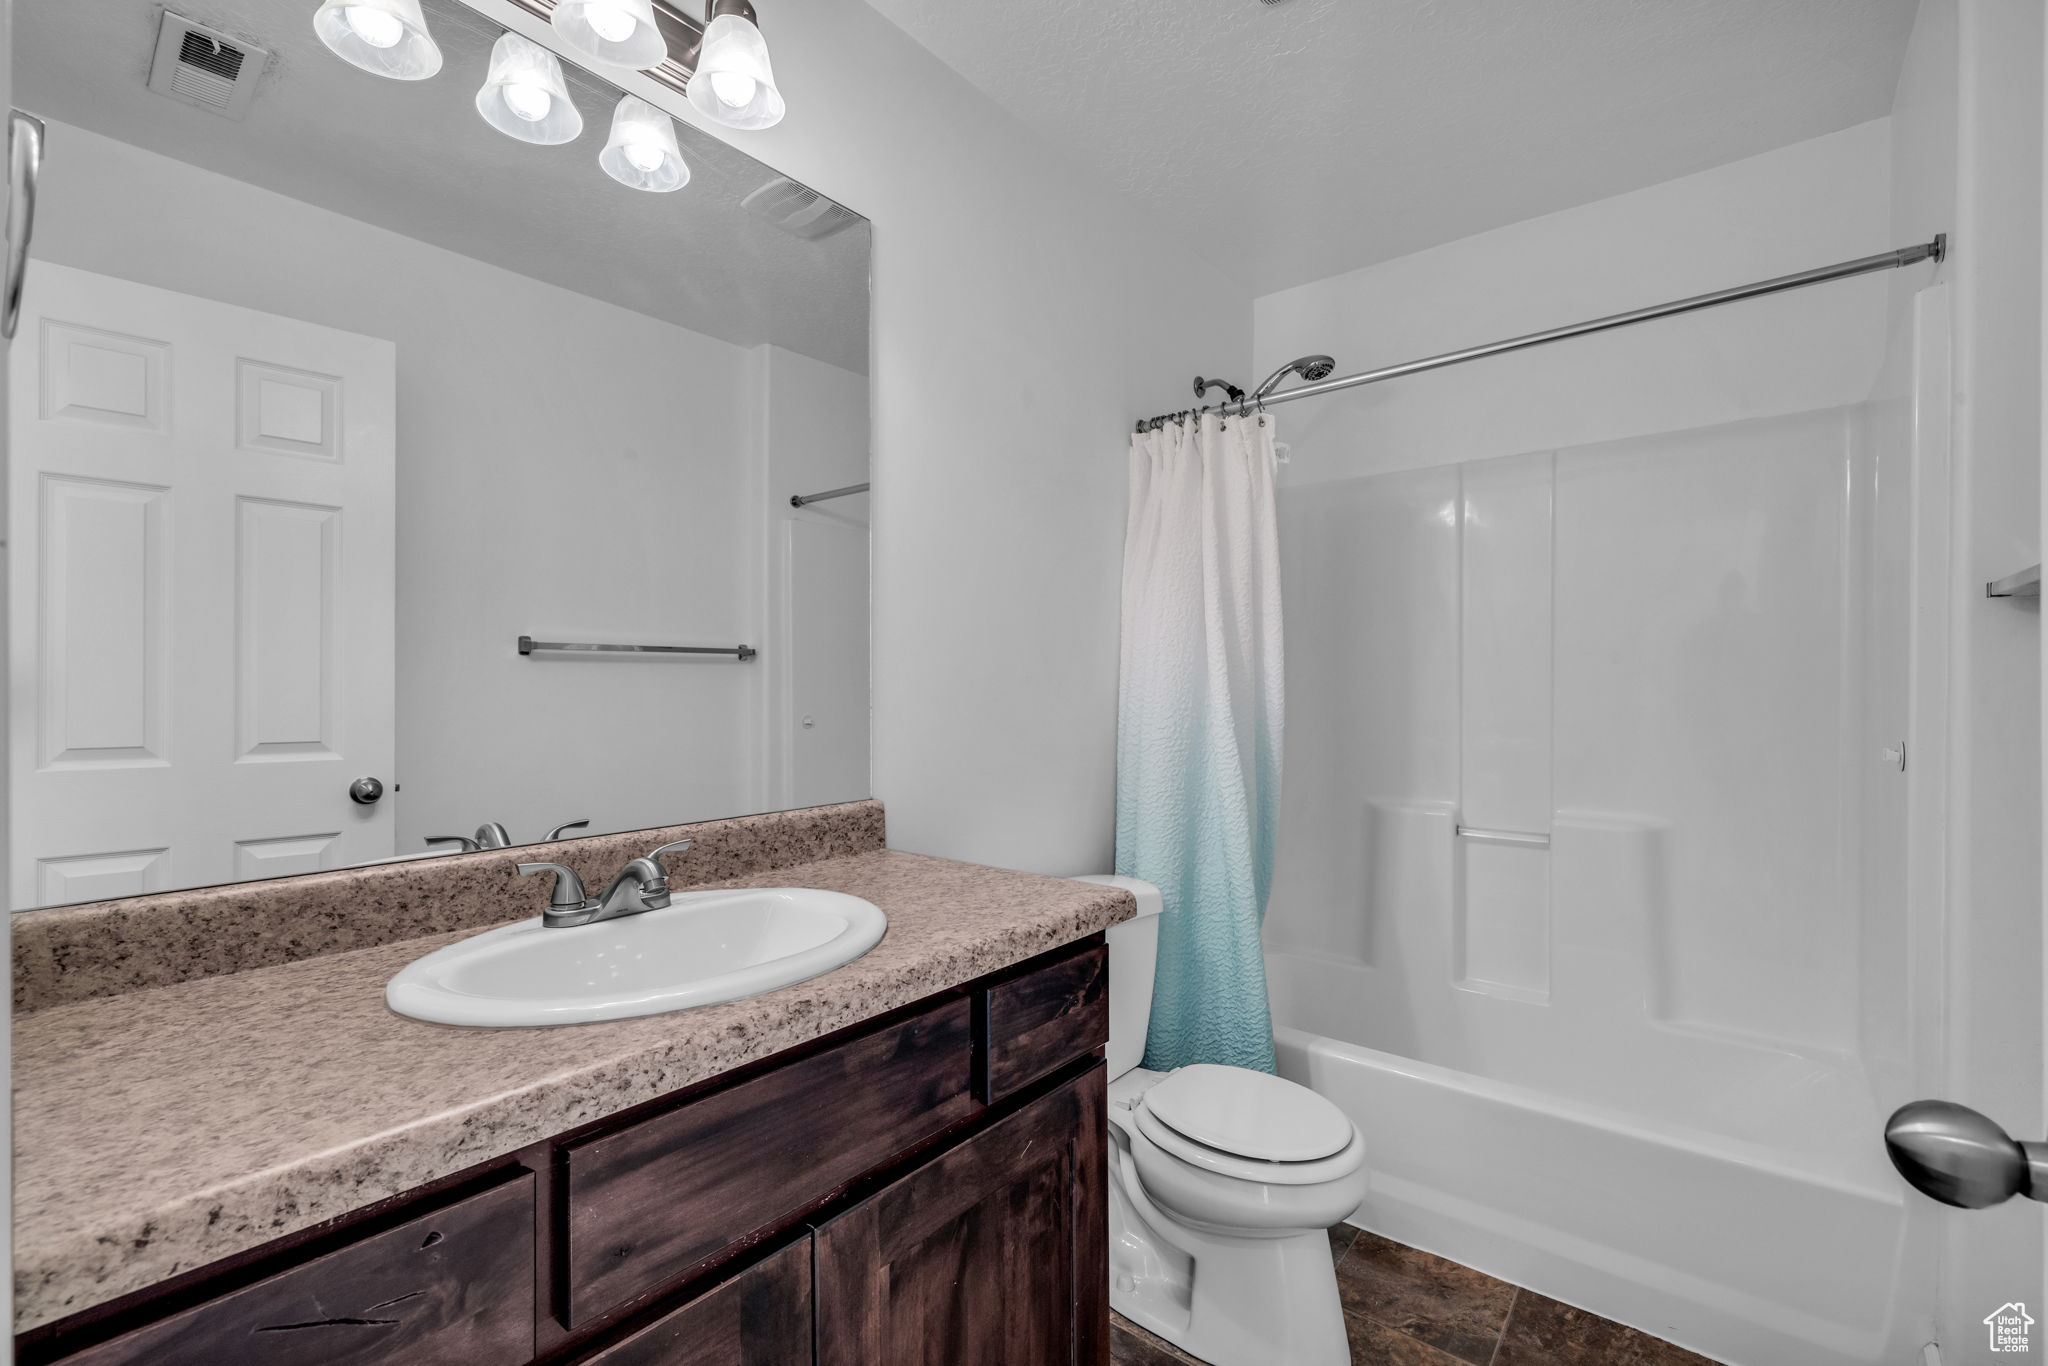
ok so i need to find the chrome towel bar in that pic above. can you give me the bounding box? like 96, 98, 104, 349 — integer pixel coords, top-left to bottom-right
518, 635, 757, 661
790, 481, 870, 508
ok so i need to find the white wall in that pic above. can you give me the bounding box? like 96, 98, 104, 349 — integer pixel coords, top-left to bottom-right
1254, 119, 1896, 483
464, 0, 1253, 877
30, 123, 773, 854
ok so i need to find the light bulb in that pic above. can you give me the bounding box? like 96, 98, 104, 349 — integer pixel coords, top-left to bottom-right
344, 5, 405, 48
622, 140, 666, 173
503, 80, 553, 122
583, 3, 638, 43
316, 0, 442, 79
710, 70, 758, 109
600, 94, 687, 190
686, 13, 783, 129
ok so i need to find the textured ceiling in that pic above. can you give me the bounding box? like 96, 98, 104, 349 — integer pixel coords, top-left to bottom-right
864, 0, 1918, 294
18, 0, 869, 371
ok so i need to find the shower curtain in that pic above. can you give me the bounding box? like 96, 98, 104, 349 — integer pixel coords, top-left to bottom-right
1118, 411, 1284, 1073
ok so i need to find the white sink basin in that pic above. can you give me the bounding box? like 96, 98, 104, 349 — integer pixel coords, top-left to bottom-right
385, 887, 887, 1027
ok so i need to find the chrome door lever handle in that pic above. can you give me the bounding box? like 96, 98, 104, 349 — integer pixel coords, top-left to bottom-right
1885, 1100, 2048, 1208
4, 112, 43, 341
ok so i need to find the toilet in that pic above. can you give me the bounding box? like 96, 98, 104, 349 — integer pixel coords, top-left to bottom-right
1074, 875, 1367, 1366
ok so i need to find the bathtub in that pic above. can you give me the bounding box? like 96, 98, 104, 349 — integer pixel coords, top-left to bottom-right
1275, 1027, 1928, 1366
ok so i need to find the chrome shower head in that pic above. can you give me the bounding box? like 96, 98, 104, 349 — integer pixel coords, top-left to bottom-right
1254, 355, 1337, 400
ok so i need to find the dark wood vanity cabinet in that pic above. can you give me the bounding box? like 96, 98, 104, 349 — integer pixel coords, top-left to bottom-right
815, 1067, 1108, 1366
51, 1174, 539, 1366
22, 939, 1111, 1366
561, 998, 979, 1327
573, 1239, 812, 1366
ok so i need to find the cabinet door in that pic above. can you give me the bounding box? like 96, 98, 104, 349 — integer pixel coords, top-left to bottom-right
814, 1065, 1107, 1366
576, 1239, 809, 1366
562, 997, 975, 1327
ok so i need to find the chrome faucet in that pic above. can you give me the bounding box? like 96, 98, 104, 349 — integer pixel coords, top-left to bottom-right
426, 819, 589, 853
426, 822, 515, 853
519, 840, 693, 929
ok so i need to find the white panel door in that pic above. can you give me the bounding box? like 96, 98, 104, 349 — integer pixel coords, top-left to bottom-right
9, 263, 395, 907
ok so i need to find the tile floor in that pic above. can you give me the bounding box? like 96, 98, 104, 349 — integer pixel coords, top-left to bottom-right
1108, 1225, 1719, 1366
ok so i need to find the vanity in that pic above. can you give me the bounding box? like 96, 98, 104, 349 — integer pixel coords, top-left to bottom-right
13, 802, 1132, 1366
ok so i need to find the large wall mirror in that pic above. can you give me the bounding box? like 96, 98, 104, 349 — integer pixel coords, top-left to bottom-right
9, 0, 871, 909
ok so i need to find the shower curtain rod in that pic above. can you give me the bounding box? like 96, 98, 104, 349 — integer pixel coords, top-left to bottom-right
1135, 234, 1947, 434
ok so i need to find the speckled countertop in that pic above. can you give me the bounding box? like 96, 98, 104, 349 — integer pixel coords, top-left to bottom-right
13, 849, 1133, 1333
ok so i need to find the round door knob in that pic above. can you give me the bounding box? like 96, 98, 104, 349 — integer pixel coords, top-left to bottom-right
1885, 1100, 2046, 1208
348, 776, 386, 806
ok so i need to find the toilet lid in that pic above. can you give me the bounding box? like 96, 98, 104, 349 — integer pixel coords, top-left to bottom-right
1142, 1064, 1353, 1162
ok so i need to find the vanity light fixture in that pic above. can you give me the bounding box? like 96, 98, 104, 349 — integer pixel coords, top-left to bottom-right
600, 95, 690, 191
313, 0, 443, 80
551, 0, 667, 71
476, 32, 584, 144
686, 0, 785, 130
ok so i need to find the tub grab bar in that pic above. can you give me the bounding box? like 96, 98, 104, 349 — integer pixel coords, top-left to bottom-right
1456, 826, 1550, 848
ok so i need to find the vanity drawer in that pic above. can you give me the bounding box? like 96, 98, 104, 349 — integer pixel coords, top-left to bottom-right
60, 1173, 535, 1366
982, 942, 1109, 1102
572, 1237, 810, 1366
561, 998, 977, 1327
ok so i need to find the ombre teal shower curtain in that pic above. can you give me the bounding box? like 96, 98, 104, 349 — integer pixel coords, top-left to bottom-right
1116, 410, 1284, 1074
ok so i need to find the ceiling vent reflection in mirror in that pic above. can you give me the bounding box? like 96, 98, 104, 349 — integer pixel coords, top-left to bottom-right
147, 12, 270, 121
742, 178, 860, 241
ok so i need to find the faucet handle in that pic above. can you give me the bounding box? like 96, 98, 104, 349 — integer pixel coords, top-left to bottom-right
518, 862, 596, 913
633, 840, 694, 907
640, 840, 692, 883
425, 835, 481, 853
544, 820, 591, 842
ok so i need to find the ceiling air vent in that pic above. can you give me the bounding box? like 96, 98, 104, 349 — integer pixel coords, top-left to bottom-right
741, 178, 861, 242
147, 12, 269, 121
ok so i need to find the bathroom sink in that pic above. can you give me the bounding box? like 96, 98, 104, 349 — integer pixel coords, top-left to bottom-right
385, 887, 887, 1027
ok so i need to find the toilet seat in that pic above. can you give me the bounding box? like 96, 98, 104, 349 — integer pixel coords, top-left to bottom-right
1132, 1065, 1365, 1186
1144, 1064, 1353, 1161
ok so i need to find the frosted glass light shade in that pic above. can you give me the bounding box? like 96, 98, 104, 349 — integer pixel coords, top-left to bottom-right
476, 33, 584, 145
686, 14, 785, 130
551, 0, 666, 71
313, 0, 442, 80
600, 96, 690, 192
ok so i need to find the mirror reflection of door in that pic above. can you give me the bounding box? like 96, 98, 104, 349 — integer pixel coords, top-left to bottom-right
8, 262, 397, 907
8, 0, 871, 909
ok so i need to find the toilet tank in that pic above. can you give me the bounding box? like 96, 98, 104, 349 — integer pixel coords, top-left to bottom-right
1070, 875, 1164, 1079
